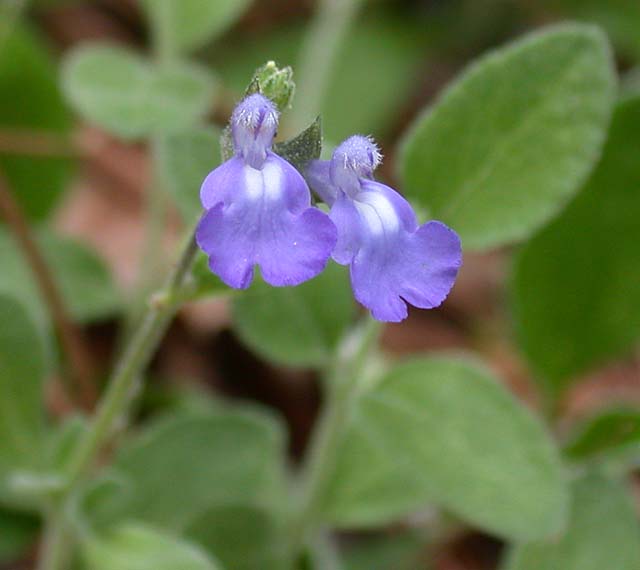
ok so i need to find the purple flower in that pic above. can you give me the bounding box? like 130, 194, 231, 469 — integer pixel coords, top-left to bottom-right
306, 135, 462, 322
196, 94, 337, 289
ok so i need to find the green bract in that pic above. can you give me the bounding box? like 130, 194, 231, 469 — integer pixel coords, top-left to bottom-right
399, 24, 615, 250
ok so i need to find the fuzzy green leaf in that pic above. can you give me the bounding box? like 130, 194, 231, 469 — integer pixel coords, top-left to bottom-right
100, 409, 286, 531
62, 44, 216, 139
155, 127, 220, 223
0, 228, 119, 335
0, 295, 46, 498
323, 357, 567, 540
399, 24, 615, 250
503, 472, 640, 570
84, 522, 220, 570
232, 262, 354, 368
141, 0, 253, 53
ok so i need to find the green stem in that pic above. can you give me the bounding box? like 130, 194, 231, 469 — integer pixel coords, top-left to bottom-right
38, 234, 200, 570
289, 316, 382, 562
287, 0, 364, 134
65, 235, 198, 486
152, 0, 176, 64
37, 509, 69, 570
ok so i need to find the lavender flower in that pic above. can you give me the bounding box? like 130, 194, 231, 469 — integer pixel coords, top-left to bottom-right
196, 94, 337, 289
306, 135, 462, 322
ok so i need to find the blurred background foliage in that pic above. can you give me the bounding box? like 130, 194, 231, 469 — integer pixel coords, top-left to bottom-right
0, 0, 639, 569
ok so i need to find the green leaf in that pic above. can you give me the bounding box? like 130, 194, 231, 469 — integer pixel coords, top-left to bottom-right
0, 228, 119, 334
564, 408, 640, 465
511, 96, 640, 394
141, 0, 253, 53
0, 295, 46, 496
84, 522, 220, 570
0, 25, 73, 219
273, 116, 322, 173
186, 504, 285, 570
503, 472, 640, 570
232, 262, 355, 368
0, 509, 39, 563
214, 13, 427, 141
62, 44, 216, 139
100, 409, 286, 531
399, 24, 615, 250
155, 127, 220, 223
323, 356, 567, 541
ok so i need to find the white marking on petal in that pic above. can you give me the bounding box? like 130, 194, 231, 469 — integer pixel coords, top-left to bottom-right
244, 165, 263, 200
262, 160, 283, 201
243, 161, 283, 202
355, 192, 400, 236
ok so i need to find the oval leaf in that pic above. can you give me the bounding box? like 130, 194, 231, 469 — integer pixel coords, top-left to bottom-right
399, 24, 615, 250
155, 127, 220, 222
62, 44, 216, 139
511, 96, 640, 394
0, 25, 73, 219
98, 409, 286, 531
0, 295, 46, 493
0, 228, 119, 336
186, 504, 285, 570
565, 408, 640, 465
141, 0, 254, 53
503, 472, 640, 570
84, 522, 220, 570
232, 262, 355, 368
322, 356, 567, 540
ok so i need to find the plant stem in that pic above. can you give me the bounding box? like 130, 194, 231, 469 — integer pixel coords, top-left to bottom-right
0, 169, 95, 408
289, 316, 382, 562
64, 234, 199, 487
37, 234, 200, 570
287, 0, 364, 134
0, 128, 77, 157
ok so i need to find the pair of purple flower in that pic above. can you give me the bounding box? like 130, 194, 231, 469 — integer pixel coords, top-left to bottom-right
196, 94, 461, 322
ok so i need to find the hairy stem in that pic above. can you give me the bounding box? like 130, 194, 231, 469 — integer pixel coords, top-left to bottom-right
287, 0, 364, 134
38, 234, 199, 570
289, 316, 382, 561
0, 169, 95, 407
64, 234, 199, 487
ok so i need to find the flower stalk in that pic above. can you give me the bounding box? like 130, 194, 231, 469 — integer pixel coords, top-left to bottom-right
38, 233, 200, 570
288, 315, 382, 562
